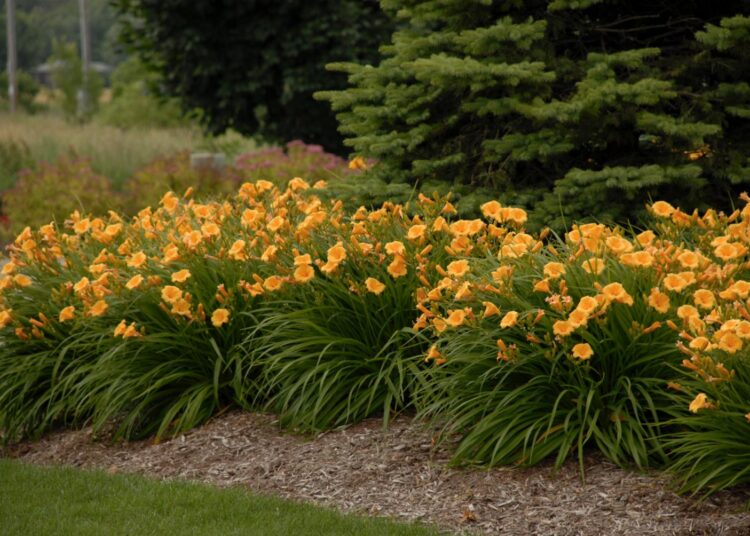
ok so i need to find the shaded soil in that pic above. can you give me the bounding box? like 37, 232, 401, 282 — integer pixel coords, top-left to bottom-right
4, 411, 750, 535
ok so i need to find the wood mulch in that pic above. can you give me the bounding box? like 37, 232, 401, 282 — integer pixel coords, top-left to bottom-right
3, 411, 750, 535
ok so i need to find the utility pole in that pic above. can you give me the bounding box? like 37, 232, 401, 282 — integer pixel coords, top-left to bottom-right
6, 0, 18, 113
77, 0, 91, 116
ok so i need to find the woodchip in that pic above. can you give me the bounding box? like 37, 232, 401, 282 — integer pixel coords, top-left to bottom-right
4, 411, 750, 535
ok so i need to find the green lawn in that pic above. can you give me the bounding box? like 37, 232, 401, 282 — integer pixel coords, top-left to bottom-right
0, 459, 441, 536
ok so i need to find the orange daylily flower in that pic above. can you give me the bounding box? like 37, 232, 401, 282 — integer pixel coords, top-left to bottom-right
88, 299, 108, 317
677, 251, 701, 269
663, 273, 690, 293
183, 230, 203, 249
571, 343, 593, 360
688, 393, 714, 413
717, 332, 743, 354
533, 279, 551, 293
294, 264, 315, 283
688, 336, 711, 351
505, 207, 527, 225
482, 301, 500, 318
171, 298, 192, 318
636, 230, 656, 246
446, 260, 470, 277
59, 306, 75, 322
491, 266, 513, 283
261, 245, 278, 262
387, 256, 408, 278
543, 262, 566, 279
348, 156, 368, 170
73, 218, 91, 234
692, 289, 715, 310
581, 257, 605, 275
13, 274, 32, 287
601, 282, 633, 305
114, 319, 128, 337
267, 216, 286, 233
171, 269, 191, 283
123, 323, 142, 338
425, 344, 442, 362
445, 309, 467, 328
127, 251, 147, 268
264, 275, 284, 291
365, 277, 386, 295
605, 236, 633, 255
162, 244, 180, 263
211, 308, 230, 328
648, 288, 670, 313
229, 240, 247, 261
255, 179, 274, 192
676, 305, 700, 321
576, 296, 598, 315
568, 309, 589, 328
160, 191, 179, 212
650, 201, 675, 218
294, 253, 312, 266
201, 222, 221, 239
241, 208, 263, 228
125, 274, 144, 290
500, 310, 519, 329
73, 277, 90, 294
327, 243, 347, 264
161, 285, 183, 304
407, 224, 427, 241
714, 242, 747, 261
480, 200, 502, 220
385, 241, 406, 256
553, 320, 575, 337
1, 261, 16, 275
619, 250, 653, 268
0, 309, 13, 328
288, 177, 310, 190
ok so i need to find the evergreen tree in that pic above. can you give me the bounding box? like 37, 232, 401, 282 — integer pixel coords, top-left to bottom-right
318, 1, 750, 227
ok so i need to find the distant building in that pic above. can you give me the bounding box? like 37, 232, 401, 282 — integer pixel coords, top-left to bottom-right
32, 61, 112, 87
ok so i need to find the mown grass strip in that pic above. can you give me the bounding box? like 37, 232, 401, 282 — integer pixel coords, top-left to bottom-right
0, 459, 441, 536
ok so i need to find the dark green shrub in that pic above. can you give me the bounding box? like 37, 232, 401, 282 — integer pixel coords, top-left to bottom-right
113, 0, 395, 152
318, 1, 750, 228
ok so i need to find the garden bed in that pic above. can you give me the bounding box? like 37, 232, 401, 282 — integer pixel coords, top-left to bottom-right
4, 411, 750, 536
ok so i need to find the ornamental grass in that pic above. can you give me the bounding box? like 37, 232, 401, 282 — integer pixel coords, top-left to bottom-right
2, 181, 750, 496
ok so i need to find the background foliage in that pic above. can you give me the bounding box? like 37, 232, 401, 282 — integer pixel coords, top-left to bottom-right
97, 56, 189, 129
0, 0, 122, 69
1, 155, 116, 242
50, 40, 103, 120
0, 70, 40, 114
112, 0, 395, 152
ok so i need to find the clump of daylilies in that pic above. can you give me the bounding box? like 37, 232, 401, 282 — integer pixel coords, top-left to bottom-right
410, 193, 750, 489
1, 177, 435, 335
418, 196, 750, 402
2, 179, 750, 495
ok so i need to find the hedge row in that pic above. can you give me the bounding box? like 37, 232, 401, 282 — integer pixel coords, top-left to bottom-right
2, 181, 750, 495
